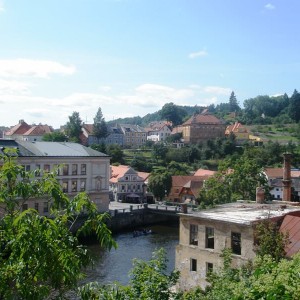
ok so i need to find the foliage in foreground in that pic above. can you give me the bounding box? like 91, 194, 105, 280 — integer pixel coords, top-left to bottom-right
0, 151, 116, 299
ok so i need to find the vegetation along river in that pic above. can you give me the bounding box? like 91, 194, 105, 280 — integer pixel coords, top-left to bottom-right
84, 223, 179, 285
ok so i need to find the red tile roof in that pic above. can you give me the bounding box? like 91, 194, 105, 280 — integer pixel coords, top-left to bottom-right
182, 113, 224, 126
5, 120, 31, 135
280, 214, 300, 257
265, 168, 300, 179
110, 165, 149, 183
194, 168, 216, 177
23, 125, 53, 136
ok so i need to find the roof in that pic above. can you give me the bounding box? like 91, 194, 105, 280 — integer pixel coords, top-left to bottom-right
110, 165, 149, 183
0, 140, 108, 157
180, 180, 204, 196
225, 122, 248, 135
119, 124, 146, 133
180, 202, 300, 225
182, 113, 225, 126
194, 168, 216, 177
23, 124, 54, 136
265, 168, 300, 179
5, 120, 31, 136
172, 175, 209, 187
280, 214, 300, 257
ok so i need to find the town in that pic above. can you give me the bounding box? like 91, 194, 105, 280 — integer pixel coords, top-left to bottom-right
1, 94, 300, 298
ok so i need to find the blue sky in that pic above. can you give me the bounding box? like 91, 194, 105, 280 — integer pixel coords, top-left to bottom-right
0, 0, 299, 128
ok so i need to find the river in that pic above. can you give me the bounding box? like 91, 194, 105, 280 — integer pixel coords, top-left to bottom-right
84, 223, 179, 285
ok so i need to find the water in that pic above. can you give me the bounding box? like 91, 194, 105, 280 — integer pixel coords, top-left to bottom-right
84, 223, 179, 285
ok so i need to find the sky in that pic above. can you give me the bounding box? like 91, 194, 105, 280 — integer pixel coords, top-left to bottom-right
0, 0, 299, 128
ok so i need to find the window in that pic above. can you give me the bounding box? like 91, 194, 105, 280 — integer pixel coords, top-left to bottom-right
35, 164, 41, 177
81, 164, 86, 175
231, 232, 241, 255
62, 181, 68, 193
53, 164, 60, 176
206, 262, 213, 275
34, 202, 39, 212
63, 164, 69, 176
23, 165, 30, 172
22, 203, 28, 211
190, 258, 197, 272
72, 164, 77, 175
189, 224, 198, 246
71, 180, 77, 192
43, 202, 49, 213
44, 164, 50, 173
80, 180, 86, 191
205, 227, 214, 249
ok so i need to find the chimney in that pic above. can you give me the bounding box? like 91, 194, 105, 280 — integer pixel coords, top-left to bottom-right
256, 187, 265, 204
282, 153, 292, 202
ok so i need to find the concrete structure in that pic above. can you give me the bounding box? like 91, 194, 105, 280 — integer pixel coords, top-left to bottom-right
109, 165, 152, 203
0, 140, 110, 214
174, 111, 226, 144
175, 202, 300, 290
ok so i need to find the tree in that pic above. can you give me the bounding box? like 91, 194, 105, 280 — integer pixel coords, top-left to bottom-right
79, 249, 180, 300
106, 144, 125, 164
152, 142, 168, 162
65, 111, 83, 143
148, 167, 172, 201
0, 150, 116, 299
160, 102, 187, 126
288, 89, 300, 122
228, 91, 240, 112
42, 131, 68, 142
93, 107, 108, 140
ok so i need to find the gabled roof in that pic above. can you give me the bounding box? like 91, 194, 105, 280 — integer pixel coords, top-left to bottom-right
225, 122, 248, 135
180, 180, 204, 197
110, 165, 149, 183
265, 168, 300, 179
23, 124, 54, 136
182, 113, 225, 126
280, 214, 300, 257
5, 120, 31, 136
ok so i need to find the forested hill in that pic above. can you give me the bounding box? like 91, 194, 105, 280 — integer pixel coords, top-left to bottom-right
107, 90, 300, 126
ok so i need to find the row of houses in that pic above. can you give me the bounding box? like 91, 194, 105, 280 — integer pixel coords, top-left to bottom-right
4, 111, 253, 148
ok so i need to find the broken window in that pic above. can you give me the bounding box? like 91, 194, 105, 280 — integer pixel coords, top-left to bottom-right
231, 232, 241, 255
189, 224, 198, 246
205, 227, 214, 249
206, 262, 213, 275
190, 258, 197, 272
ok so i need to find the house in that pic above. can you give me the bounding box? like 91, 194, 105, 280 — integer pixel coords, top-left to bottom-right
119, 124, 147, 148
109, 165, 152, 203
225, 122, 249, 142
145, 121, 172, 143
175, 201, 300, 291
168, 175, 211, 203
81, 124, 124, 147
264, 167, 300, 201
174, 110, 226, 144
0, 140, 110, 215
4, 120, 31, 140
4, 120, 54, 142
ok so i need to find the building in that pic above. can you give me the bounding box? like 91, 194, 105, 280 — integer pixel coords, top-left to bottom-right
174, 110, 226, 144
225, 122, 249, 142
0, 140, 110, 214
81, 124, 124, 147
175, 201, 300, 291
4, 120, 54, 142
109, 165, 152, 203
119, 124, 147, 148
168, 175, 211, 203
145, 121, 172, 143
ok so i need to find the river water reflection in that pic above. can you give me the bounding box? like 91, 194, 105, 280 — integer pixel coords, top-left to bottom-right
84, 223, 179, 285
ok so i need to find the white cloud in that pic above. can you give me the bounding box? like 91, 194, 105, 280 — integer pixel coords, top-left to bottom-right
0, 79, 32, 94
189, 50, 208, 59
0, 59, 76, 78
265, 3, 275, 10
